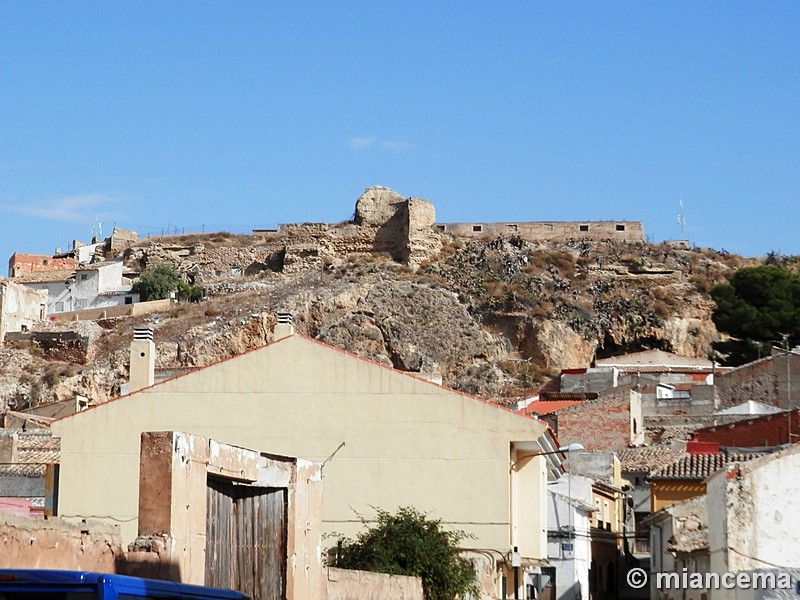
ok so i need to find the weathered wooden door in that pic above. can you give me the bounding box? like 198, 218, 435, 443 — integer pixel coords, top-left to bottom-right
205, 476, 287, 600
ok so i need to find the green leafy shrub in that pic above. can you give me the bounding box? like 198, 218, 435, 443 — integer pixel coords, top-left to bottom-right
133, 264, 204, 302
333, 507, 476, 600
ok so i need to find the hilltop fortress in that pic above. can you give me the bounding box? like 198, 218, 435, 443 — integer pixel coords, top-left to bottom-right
126, 185, 645, 280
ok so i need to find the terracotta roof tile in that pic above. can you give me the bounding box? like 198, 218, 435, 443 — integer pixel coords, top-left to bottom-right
521, 399, 584, 415
540, 391, 599, 401
75, 261, 119, 271
652, 450, 771, 480
11, 269, 74, 284
0, 464, 46, 477
618, 446, 687, 473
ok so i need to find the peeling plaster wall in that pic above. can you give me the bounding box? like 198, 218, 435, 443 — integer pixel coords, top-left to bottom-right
134, 431, 324, 600
724, 447, 800, 572
0, 281, 47, 343
708, 445, 800, 584
325, 567, 423, 600
0, 513, 123, 571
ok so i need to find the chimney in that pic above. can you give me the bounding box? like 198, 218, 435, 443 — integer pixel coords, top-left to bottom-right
274, 310, 295, 340
130, 327, 155, 393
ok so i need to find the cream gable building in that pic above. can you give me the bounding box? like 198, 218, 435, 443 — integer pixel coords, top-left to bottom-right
51, 332, 555, 597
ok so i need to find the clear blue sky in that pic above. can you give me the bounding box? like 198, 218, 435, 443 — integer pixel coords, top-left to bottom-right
2, 2, 799, 267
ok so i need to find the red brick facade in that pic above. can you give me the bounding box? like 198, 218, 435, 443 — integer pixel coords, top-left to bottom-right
691, 409, 800, 447
8, 253, 76, 278
551, 389, 637, 452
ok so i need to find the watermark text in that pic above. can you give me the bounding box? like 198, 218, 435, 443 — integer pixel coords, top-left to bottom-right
626, 568, 793, 591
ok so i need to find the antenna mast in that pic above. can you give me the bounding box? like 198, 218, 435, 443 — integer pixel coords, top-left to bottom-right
677, 198, 687, 238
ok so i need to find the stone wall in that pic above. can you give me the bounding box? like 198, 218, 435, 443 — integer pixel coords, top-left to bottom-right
325, 567, 424, 600
124, 187, 443, 280
404, 198, 441, 267
121, 186, 650, 281
108, 227, 140, 254
437, 220, 646, 243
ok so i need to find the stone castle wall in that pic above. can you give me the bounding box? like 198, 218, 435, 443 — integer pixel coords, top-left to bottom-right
123, 186, 645, 280
438, 220, 645, 243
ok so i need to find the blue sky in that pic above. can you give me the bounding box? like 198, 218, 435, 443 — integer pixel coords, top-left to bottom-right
2, 2, 799, 268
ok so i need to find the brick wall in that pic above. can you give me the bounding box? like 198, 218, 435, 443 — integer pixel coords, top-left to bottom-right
692, 410, 800, 447
715, 353, 800, 410
8, 253, 76, 278
553, 389, 636, 452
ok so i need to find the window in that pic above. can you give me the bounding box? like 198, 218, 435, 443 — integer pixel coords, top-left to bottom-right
80, 274, 88, 280
125, 296, 133, 305
580, 225, 589, 232
436, 224, 446, 232
616, 224, 625, 231
472, 225, 483, 233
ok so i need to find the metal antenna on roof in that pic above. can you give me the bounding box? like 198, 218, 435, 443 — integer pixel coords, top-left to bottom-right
677, 198, 687, 239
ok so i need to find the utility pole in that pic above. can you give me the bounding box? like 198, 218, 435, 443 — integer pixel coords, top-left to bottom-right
781, 333, 792, 444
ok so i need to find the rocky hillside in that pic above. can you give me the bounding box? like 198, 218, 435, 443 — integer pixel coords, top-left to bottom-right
0, 187, 755, 409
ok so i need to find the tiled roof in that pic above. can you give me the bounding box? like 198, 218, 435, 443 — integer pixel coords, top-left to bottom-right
652, 450, 771, 480
75, 261, 119, 271
540, 391, 599, 401
11, 269, 74, 284
618, 446, 687, 474
521, 399, 584, 415
0, 464, 46, 477
0, 430, 60, 478
15, 431, 60, 453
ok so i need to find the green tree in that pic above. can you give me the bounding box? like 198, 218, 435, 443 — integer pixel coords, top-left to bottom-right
710, 264, 800, 364
132, 264, 183, 302
176, 280, 205, 302
333, 507, 476, 600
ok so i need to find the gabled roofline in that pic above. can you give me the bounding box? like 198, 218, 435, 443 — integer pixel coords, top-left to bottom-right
53, 334, 542, 425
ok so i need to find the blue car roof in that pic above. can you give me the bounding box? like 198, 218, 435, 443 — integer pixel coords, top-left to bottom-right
0, 570, 251, 600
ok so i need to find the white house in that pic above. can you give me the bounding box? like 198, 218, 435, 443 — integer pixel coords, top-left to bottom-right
14, 261, 137, 314
546, 474, 594, 600
70, 261, 137, 311
706, 443, 800, 600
